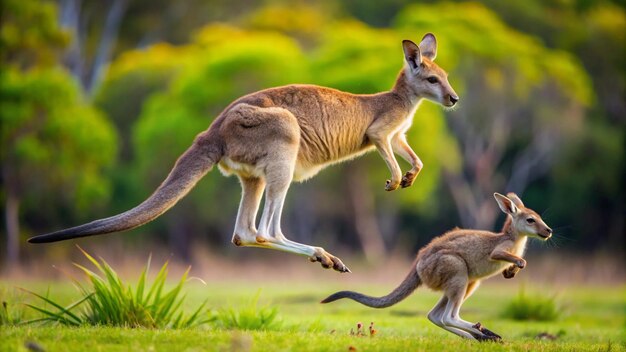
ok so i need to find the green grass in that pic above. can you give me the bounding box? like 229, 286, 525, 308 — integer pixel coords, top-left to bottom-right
19, 249, 208, 328
501, 286, 560, 321
1, 278, 624, 351
212, 292, 281, 330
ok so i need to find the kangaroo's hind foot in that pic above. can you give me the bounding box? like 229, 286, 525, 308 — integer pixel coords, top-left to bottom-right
309, 248, 351, 273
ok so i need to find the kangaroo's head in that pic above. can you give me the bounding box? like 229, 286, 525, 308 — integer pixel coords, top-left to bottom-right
402, 33, 459, 107
494, 192, 553, 240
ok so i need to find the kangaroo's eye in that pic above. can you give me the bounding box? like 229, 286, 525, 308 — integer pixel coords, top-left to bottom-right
426, 76, 439, 84
526, 218, 536, 224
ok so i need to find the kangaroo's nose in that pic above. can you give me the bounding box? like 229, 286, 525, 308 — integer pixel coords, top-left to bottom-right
546, 227, 553, 235
449, 95, 459, 105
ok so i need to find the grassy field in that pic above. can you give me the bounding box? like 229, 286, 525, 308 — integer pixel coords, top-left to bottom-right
1, 274, 624, 352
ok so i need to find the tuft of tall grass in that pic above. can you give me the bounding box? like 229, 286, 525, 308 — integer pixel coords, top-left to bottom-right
0, 288, 25, 326
24, 248, 210, 328
501, 287, 560, 321
212, 293, 281, 331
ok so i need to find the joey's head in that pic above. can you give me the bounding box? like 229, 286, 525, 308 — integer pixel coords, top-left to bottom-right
401, 33, 459, 107
494, 192, 553, 240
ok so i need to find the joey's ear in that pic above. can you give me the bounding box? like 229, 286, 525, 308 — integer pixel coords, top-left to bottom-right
506, 192, 525, 208
418, 33, 437, 61
494, 193, 518, 215
402, 40, 422, 73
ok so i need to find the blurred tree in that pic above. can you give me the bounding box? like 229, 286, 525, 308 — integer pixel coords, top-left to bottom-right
0, 0, 117, 266
58, 0, 129, 94
57, 0, 269, 95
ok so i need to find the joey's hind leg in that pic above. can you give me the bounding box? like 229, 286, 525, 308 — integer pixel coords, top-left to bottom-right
427, 296, 475, 339
441, 279, 502, 341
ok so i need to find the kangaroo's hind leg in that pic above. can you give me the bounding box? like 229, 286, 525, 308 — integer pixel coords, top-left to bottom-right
256, 156, 350, 273
427, 296, 475, 339
222, 103, 349, 273
440, 274, 501, 341
231, 176, 265, 247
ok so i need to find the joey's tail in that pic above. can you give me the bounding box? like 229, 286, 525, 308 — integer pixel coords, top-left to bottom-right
321, 259, 420, 308
28, 133, 222, 243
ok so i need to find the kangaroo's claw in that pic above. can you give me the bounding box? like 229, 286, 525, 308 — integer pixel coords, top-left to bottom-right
400, 171, 416, 188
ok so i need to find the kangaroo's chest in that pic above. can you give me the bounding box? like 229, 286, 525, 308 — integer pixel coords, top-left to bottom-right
470, 238, 528, 280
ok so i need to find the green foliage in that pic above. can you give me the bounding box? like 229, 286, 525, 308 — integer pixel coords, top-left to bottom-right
0, 67, 117, 211
0, 0, 69, 69
1, 0, 118, 252
395, 2, 593, 105
501, 287, 560, 321
211, 294, 281, 331
94, 44, 191, 158
23, 249, 210, 328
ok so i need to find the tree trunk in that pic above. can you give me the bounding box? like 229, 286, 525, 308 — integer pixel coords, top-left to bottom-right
86, 0, 128, 94
5, 193, 20, 267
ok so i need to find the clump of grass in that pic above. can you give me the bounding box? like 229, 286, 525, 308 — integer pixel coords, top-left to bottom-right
501, 287, 560, 321
24, 248, 210, 328
0, 288, 25, 326
212, 293, 281, 331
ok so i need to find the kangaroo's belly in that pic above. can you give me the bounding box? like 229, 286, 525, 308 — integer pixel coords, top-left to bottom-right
468, 260, 508, 280
294, 143, 375, 182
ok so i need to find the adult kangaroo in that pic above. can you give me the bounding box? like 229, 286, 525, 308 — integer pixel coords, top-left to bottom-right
29, 33, 459, 273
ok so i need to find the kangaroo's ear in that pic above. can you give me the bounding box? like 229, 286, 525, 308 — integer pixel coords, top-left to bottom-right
506, 192, 525, 208
418, 33, 437, 61
494, 193, 518, 215
402, 40, 422, 73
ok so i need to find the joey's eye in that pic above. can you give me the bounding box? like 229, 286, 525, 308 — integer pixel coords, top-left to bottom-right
426, 76, 439, 84
526, 218, 536, 224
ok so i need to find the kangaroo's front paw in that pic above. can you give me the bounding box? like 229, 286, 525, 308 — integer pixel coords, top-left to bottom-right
502, 265, 519, 279
400, 171, 417, 188
385, 179, 400, 191
516, 259, 527, 269
309, 248, 351, 273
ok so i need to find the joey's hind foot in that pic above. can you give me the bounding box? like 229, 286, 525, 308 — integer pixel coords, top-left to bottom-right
309, 249, 351, 273
400, 171, 417, 188
385, 179, 400, 191
472, 322, 502, 342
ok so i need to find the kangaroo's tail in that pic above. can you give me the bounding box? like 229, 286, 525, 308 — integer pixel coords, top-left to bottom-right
320, 259, 421, 308
28, 132, 222, 244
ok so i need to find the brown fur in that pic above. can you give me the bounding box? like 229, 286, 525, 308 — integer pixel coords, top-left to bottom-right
322, 193, 553, 340
28, 34, 458, 274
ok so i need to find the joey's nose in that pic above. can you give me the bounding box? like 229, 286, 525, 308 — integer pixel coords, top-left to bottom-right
546, 227, 553, 235
449, 95, 459, 105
